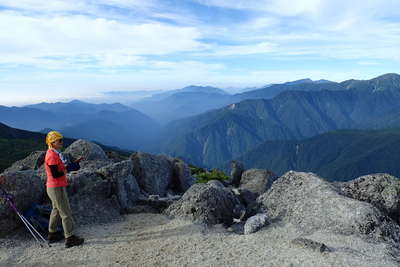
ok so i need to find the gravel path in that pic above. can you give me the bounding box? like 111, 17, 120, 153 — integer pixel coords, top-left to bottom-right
0, 213, 398, 267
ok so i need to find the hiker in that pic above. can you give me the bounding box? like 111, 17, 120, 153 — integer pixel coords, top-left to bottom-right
45, 131, 84, 248
0, 175, 5, 185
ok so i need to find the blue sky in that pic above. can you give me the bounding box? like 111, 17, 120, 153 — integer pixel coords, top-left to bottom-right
0, 0, 400, 105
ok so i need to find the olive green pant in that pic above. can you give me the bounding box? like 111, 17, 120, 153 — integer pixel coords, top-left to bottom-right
47, 187, 74, 238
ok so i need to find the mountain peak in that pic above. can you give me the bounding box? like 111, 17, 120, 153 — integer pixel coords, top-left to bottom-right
372, 73, 400, 82
283, 78, 313, 86
181, 85, 228, 95
68, 100, 87, 104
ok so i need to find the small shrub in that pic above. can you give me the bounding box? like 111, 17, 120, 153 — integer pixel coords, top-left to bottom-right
192, 168, 229, 183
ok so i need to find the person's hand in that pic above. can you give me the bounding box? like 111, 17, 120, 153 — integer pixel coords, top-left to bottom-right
0, 175, 6, 185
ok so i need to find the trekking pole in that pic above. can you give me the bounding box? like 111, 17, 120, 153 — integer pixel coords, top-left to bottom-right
0, 187, 50, 247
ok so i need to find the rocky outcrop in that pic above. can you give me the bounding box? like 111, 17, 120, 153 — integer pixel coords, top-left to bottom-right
130, 152, 173, 197
66, 170, 120, 224
0, 171, 44, 237
64, 139, 108, 161
257, 171, 400, 242
0, 139, 200, 235
170, 159, 196, 193
78, 159, 113, 171
97, 160, 141, 213
165, 183, 244, 226
4, 151, 45, 173
229, 161, 244, 187
239, 169, 278, 204
207, 180, 225, 189
340, 173, 400, 224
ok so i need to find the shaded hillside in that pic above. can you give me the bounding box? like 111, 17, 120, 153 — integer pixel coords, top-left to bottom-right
234, 79, 341, 100
230, 128, 400, 181
0, 122, 130, 172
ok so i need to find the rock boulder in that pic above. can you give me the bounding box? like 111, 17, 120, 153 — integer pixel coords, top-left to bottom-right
165, 183, 244, 226
340, 173, 400, 224
257, 171, 400, 242
97, 160, 141, 213
239, 169, 278, 204
66, 170, 119, 224
0, 171, 45, 237
4, 151, 45, 173
130, 152, 173, 197
244, 213, 269, 235
64, 139, 108, 161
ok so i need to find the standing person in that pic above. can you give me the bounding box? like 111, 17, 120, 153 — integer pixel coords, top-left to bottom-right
45, 131, 84, 248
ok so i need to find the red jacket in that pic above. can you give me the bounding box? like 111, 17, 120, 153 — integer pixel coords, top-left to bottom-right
45, 149, 68, 188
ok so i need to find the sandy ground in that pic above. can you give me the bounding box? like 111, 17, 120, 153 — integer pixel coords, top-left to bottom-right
0, 213, 398, 267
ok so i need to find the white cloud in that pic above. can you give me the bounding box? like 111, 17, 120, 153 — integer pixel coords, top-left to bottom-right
199, 42, 275, 56
0, 0, 94, 15
0, 0, 156, 13
0, 11, 205, 68
193, 0, 400, 61
0, 0, 399, 106
195, 0, 322, 16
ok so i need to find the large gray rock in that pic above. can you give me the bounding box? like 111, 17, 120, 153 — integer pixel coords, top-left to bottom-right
257, 171, 400, 242
0, 171, 45, 237
244, 213, 269, 235
97, 160, 141, 213
229, 161, 244, 187
170, 159, 196, 193
66, 170, 120, 224
239, 169, 278, 204
36, 155, 112, 186
4, 151, 45, 173
64, 139, 108, 161
207, 180, 225, 189
165, 183, 244, 226
79, 159, 113, 171
340, 173, 400, 224
130, 152, 173, 197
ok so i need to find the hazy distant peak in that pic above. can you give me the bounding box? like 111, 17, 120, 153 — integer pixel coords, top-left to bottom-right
313, 79, 334, 84
282, 78, 334, 86
283, 78, 313, 85
69, 99, 86, 104
372, 73, 400, 82
181, 85, 228, 95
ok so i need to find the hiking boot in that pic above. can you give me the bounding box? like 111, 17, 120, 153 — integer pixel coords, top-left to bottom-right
48, 231, 64, 243
65, 235, 84, 248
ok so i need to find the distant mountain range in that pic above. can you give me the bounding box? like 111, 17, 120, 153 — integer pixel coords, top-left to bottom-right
2, 73, 400, 179
131, 85, 233, 123
0, 100, 159, 150
131, 81, 340, 123
26, 100, 132, 114
228, 128, 400, 181
157, 73, 400, 167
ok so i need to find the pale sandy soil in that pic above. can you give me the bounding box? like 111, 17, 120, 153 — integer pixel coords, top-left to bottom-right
0, 213, 398, 267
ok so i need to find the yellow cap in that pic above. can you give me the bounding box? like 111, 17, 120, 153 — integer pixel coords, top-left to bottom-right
46, 131, 63, 149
